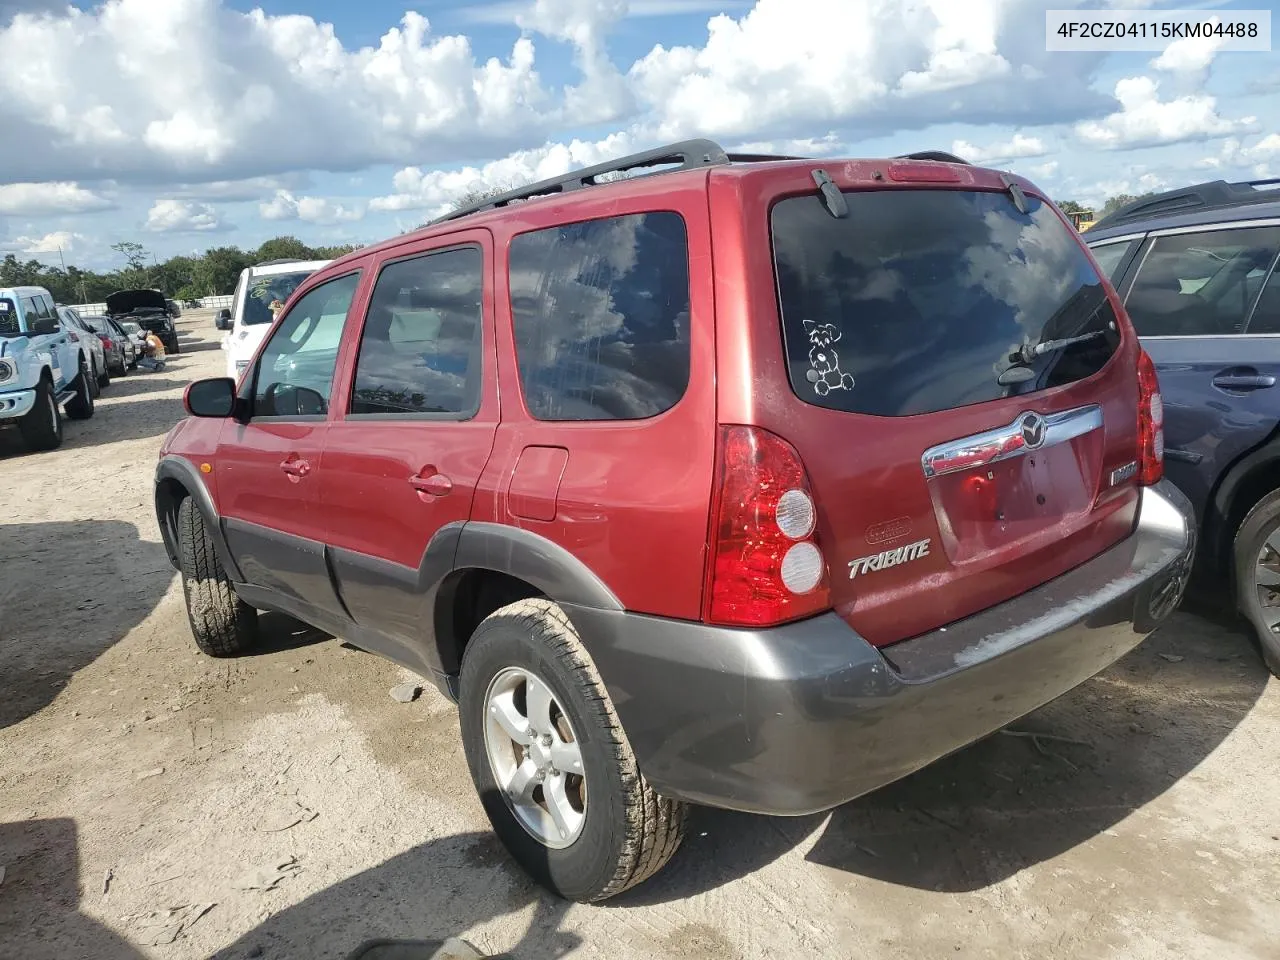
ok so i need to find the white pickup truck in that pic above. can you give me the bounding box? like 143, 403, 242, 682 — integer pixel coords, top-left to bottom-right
0, 285, 96, 451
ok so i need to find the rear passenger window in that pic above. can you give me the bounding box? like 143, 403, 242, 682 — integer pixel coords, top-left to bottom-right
1247, 269, 1280, 334
1089, 240, 1136, 281
1124, 227, 1280, 337
350, 247, 483, 417
508, 212, 691, 421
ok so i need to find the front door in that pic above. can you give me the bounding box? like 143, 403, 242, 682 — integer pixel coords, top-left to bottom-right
319, 232, 498, 669
1117, 223, 1280, 520
215, 270, 364, 621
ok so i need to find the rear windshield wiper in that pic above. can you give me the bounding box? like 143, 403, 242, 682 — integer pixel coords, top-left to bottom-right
1012, 329, 1109, 364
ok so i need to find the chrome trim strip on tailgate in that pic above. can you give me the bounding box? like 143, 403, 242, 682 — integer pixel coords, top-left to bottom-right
922, 404, 1104, 479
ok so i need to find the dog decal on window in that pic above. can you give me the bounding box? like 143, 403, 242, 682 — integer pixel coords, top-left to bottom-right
803, 320, 855, 396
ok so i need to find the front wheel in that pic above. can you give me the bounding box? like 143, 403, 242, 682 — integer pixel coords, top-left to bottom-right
458, 599, 686, 902
1233, 489, 1280, 678
18, 377, 63, 451
176, 497, 258, 657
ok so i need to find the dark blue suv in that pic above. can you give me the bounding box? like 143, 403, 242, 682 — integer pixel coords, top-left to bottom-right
1086, 179, 1280, 677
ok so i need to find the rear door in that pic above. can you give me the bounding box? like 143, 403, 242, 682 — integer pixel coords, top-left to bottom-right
318, 231, 498, 664
757, 182, 1144, 647
215, 270, 363, 619
1113, 222, 1280, 520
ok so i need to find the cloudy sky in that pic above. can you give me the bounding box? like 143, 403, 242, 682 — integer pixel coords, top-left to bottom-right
0, 0, 1276, 269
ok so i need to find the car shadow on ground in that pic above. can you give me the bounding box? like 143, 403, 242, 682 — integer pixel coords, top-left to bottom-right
616, 611, 1270, 903
171, 339, 224, 355
98, 376, 189, 400
0, 521, 173, 730
7, 817, 569, 960
244, 611, 333, 657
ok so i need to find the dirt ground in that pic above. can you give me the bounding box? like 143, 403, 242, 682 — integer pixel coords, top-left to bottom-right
1, 310, 1278, 960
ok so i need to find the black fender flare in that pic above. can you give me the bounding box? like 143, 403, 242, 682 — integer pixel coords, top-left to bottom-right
1204, 432, 1280, 587
153, 455, 244, 582
452, 522, 623, 612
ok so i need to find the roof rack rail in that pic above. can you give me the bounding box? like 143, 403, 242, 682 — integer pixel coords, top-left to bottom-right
1090, 177, 1280, 231
255, 257, 307, 266
430, 139, 733, 225
894, 151, 971, 165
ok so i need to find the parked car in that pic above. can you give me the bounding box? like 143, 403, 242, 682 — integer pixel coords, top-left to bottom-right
119, 320, 149, 353
82, 315, 137, 376
218, 258, 331, 380
155, 141, 1195, 902
106, 289, 180, 354
1085, 178, 1280, 676
1, 285, 95, 450
56, 305, 107, 394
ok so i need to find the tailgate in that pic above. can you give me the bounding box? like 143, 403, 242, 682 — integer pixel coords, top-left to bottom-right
767, 183, 1143, 646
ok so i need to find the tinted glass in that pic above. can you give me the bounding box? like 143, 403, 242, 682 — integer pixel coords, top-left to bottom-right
1089, 240, 1136, 280
509, 212, 691, 421
1124, 227, 1280, 337
243, 269, 318, 326
0, 299, 18, 336
772, 189, 1121, 418
351, 247, 483, 416
1246, 268, 1280, 334
253, 273, 360, 418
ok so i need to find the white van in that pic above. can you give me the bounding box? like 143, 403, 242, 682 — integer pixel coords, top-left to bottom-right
218, 258, 331, 380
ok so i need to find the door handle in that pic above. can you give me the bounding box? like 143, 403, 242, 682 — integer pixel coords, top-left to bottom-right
280, 457, 311, 478
1213, 373, 1276, 390
409, 472, 453, 497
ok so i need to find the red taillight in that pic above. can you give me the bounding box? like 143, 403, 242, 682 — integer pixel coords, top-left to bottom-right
102, 337, 113, 349
703, 425, 831, 627
1137, 349, 1164, 485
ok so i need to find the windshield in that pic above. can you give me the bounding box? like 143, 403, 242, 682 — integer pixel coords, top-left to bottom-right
0, 298, 19, 337
242, 270, 316, 326
771, 188, 1120, 417
122, 322, 142, 334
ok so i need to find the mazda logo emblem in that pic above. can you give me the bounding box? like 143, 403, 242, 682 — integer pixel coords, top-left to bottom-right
1020, 412, 1046, 449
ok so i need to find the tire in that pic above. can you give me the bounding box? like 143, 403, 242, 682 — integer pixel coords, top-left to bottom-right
458, 599, 686, 902
96, 358, 109, 390
87, 358, 101, 398
167, 333, 181, 355
176, 497, 258, 657
1233, 489, 1280, 678
18, 376, 63, 451
65, 361, 95, 420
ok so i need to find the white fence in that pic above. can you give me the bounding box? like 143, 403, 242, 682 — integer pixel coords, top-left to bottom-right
69, 294, 233, 316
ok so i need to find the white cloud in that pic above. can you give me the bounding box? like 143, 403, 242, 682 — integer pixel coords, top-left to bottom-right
144, 198, 230, 232
463, 0, 753, 23
1196, 135, 1280, 179
370, 132, 637, 216
1150, 32, 1227, 81
259, 190, 365, 224
6, 230, 87, 254
951, 133, 1049, 165
1075, 76, 1257, 149
0, 0, 1112, 187
1026, 160, 1059, 180
0, 181, 114, 215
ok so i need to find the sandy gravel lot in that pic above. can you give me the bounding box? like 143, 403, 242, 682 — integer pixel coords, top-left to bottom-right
1, 310, 1278, 960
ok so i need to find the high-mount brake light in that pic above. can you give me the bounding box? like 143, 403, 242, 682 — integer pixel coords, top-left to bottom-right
703, 426, 831, 627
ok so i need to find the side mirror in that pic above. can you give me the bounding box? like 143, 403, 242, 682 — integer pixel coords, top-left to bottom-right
215, 309, 232, 331
184, 378, 237, 418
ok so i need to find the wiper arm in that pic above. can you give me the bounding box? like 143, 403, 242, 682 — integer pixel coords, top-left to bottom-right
1012, 329, 1107, 364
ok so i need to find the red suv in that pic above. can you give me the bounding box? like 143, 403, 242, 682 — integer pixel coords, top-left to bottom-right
155, 141, 1195, 902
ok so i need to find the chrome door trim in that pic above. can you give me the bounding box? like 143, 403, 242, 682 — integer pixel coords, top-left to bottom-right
921, 404, 1104, 479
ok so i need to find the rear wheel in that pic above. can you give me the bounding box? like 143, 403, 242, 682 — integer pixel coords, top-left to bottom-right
1234, 490, 1280, 678
65, 360, 95, 420
18, 377, 62, 451
458, 599, 686, 902
176, 497, 258, 657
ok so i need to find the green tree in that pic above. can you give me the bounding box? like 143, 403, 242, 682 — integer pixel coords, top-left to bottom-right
1056, 199, 1086, 214
1100, 191, 1158, 218
255, 236, 315, 262
193, 246, 252, 296
311, 243, 360, 260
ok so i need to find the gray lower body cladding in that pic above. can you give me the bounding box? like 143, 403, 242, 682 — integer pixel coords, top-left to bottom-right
569, 480, 1196, 816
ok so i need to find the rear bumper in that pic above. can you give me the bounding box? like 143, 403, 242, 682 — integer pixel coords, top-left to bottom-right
569, 480, 1196, 816
0, 388, 37, 420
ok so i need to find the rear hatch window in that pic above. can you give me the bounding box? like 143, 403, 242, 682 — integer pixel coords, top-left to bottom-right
772, 188, 1120, 417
